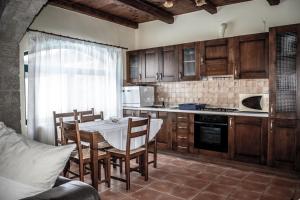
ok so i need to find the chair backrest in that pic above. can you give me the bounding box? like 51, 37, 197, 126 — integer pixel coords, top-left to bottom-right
53, 110, 78, 146
126, 116, 151, 156
77, 108, 104, 123
60, 118, 83, 163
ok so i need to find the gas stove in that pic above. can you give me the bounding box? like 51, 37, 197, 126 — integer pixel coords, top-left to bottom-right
199, 107, 238, 112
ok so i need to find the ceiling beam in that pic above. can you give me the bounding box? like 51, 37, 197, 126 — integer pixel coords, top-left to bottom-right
48, 0, 138, 29
117, 0, 174, 24
266, 0, 280, 5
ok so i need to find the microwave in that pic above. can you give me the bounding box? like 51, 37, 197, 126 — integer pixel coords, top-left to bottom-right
239, 94, 269, 112
122, 86, 154, 107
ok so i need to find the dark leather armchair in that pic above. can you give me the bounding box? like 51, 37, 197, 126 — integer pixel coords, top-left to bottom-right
21, 176, 100, 200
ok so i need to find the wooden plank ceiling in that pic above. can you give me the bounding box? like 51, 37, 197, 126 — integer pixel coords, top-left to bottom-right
48, 0, 280, 29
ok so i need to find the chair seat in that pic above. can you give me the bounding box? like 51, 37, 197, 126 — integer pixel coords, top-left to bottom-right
81, 141, 112, 150
107, 147, 145, 157
70, 148, 107, 163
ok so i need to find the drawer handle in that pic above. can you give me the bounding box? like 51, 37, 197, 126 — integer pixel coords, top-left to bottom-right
177, 136, 187, 139
178, 126, 188, 129
177, 146, 188, 149
177, 116, 187, 119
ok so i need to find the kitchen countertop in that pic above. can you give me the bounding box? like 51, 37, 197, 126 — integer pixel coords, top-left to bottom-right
123, 106, 269, 118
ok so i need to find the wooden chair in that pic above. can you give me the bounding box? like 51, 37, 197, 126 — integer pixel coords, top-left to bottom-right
53, 110, 78, 146
60, 119, 110, 187
107, 116, 151, 190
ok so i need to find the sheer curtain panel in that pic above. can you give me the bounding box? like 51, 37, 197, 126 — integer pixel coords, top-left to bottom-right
28, 32, 123, 145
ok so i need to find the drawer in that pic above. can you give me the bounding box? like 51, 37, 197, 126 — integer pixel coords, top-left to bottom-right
176, 122, 189, 129
235, 116, 262, 125
176, 114, 189, 122
177, 128, 188, 138
177, 137, 188, 146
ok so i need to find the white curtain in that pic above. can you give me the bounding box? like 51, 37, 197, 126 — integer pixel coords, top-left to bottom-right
28, 32, 123, 145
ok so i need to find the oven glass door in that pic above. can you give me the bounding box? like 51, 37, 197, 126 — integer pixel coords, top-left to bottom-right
194, 122, 228, 152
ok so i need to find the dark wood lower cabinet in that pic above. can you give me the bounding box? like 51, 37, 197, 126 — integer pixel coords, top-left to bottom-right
156, 112, 171, 149
228, 116, 268, 164
268, 118, 300, 170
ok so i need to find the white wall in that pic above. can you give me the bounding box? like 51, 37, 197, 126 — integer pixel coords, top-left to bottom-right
19, 5, 136, 135
135, 0, 300, 49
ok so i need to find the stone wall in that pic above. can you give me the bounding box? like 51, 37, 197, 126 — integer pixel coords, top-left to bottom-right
0, 0, 47, 132
156, 77, 269, 109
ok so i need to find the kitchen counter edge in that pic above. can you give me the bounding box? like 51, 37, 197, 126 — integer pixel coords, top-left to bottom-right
123, 107, 269, 118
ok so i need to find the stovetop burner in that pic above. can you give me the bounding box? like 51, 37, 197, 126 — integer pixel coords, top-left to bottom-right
199, 107, 238, 112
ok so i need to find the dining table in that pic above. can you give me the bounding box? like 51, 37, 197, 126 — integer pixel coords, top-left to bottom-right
65, 117, 163, 190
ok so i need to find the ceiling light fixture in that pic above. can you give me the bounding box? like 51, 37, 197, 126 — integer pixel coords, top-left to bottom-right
163, 0, 174, 8
195, 0, 207, 7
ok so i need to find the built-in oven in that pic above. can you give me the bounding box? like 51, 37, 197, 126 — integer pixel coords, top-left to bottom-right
194, 114, 228, 152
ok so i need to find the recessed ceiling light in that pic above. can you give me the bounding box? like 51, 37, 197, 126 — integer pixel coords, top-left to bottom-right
163, 0, 174, 8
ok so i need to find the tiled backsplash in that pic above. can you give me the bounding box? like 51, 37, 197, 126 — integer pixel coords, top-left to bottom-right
156, 77, 269, 108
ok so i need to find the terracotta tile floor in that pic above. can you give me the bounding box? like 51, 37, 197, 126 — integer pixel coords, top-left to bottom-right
74, 153, 300, 200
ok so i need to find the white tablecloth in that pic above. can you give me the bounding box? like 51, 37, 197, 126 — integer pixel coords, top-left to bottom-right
79, 117, 163, 151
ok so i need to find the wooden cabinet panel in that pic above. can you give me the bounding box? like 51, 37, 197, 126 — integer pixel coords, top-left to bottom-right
161, 46, 179, 82
126, 50, 142, 83
178, 43, 199, 81
268, 118, 299, 169
269, 24, 300, 119
232, 33, 269, 79
156, 112, 170, 149
229, 116, 268, 164
141, 48, 161, 82
200, 38, 231, 76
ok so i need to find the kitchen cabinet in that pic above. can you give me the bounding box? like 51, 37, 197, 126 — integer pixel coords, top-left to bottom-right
126, 50, 142, 83
269, 24, 300, 119
141, 48, 162, 82
171, 113, 194, 153
199, 38, 231, 76
228, 116, 268, 164
161, 45, 179, 82
268, 118, 300, 170
178, 42, 199, 81
156, 112, 172, 149
230, 33, 269, 79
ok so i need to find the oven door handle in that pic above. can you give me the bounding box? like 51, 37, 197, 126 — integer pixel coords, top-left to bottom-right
194, 121, 228, 126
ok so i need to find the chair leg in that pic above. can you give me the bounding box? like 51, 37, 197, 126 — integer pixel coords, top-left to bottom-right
125, 158, 130, 190
106, 157, 111, 187
144, 152, 148, 181
98, 161, 102, 181
112, 157, 117, 169
79, 163, 84, 182
154, 140, 157, 168
138, 155, 143, 176
63, 160, 70, 178
119, 158, 123, 173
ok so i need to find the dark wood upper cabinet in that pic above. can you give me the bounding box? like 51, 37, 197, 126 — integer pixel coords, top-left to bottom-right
231, 33, 269, 79
269, 24, 300, 119
199, 38, 231, 76
178, 42, 199, 81
141, 48, 162, 82
228, 116, 268, 164
268, 118, 300, 170
126, 50, 142, 83
161, 46, 179, 82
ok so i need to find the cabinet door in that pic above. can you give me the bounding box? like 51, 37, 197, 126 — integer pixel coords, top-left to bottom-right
161, 46, 179, 82
232, 33, 269, 79
268, 118, 299, 170
200, 39, 231, 76
231, 116, 268, 164
178, 43, 199, 81
156, 112, 171, 149
269, 24, 300, 119
126, 51, 142, 83
141, 48, 161, 82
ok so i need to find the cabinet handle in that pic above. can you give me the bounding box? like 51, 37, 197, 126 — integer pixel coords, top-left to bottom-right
139, 73, 142, 81
270, 120, 273, 130
229, 118, 232, 128
160, 73, 163, 80
178, 126, 188, 129
200, 57, 204, 65
177, 146, 188, 149
177, 116, 187, 119
234, 68, 238, 77
270, 104, 273, 115
177, 136, 187, 139
179, 72, 182, 80
156, 73, 159, 80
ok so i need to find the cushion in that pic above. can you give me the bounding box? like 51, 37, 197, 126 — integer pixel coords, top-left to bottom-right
0, 122, 75, 199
